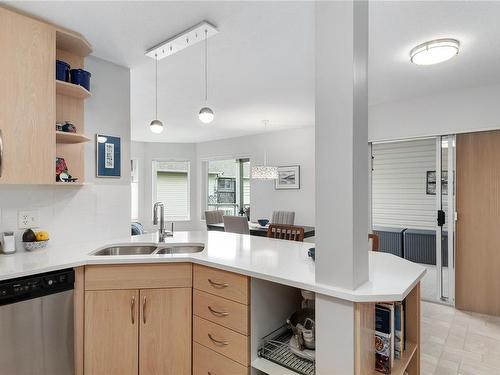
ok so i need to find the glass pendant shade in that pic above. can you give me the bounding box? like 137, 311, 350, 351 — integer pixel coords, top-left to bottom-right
199, 107, 214, 124
150, 119, 164, 134
251, 165, 279, 179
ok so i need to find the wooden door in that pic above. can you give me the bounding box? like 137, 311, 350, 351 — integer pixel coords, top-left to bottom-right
456, 131, 500, 315
139, 288, 192, 375
84, 290, 139, 375
0, 7, 55, 184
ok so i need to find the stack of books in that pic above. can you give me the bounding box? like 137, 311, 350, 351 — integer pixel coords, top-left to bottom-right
375, 301, 405, 374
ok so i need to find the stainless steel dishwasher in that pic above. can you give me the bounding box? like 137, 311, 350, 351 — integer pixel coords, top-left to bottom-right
0, 268, 74, 375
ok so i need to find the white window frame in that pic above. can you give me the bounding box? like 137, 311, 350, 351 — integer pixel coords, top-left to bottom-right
152, 159, 191, 222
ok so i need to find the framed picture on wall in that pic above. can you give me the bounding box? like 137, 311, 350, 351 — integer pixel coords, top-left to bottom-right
96, 134, 121, 178
426, 170, 448, 195
275, 165, 300, 190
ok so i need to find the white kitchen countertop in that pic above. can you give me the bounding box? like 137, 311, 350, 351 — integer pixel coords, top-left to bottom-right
0, 231, 425, 302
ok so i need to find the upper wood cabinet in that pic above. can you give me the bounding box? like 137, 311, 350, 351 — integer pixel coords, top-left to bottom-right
0, 7, 55, 184
0, 6, 92, 185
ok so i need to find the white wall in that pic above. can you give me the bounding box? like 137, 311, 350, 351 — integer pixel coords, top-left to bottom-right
130, 141, 198, 232
196, 127, 316, 227
0, 56, 131, 249
369, 83, 500, 142
131, 127, 315, 233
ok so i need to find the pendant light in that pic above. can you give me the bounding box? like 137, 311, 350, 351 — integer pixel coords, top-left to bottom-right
199, 29, 214, 124
150, 53, 164, 134
251, 121, 278, 179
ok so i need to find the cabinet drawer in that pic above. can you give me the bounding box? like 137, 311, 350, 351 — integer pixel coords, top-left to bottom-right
193, 316, 249, 366
85, 263, 192, 290
193, 343, 248, 375
193, 265, 249, 304
194, 289, 249, 335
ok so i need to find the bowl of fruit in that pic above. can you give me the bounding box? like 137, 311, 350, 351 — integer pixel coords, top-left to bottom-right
22, 229, 49, 251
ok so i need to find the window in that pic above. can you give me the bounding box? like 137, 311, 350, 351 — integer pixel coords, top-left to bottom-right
206, 158, 250, 216
153, 160, 190, 221
131, 159, 139, 221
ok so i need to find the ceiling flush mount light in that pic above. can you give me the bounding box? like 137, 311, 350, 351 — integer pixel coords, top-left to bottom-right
251, 121, 278, 180
149, 53, 164, 134
410, 38, 460, 66
199, 29, 214, 124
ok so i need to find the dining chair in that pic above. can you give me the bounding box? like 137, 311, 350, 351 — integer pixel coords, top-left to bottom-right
271, 211, 295, 225
368, 233, 380, 251
205, 210, 224, 226
223, 215, 250, 235
267, 224, 304, 242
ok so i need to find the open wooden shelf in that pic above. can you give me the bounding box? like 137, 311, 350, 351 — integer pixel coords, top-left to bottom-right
373, 341, 417, 375
56, 131, 91, 144
53, 181, 85, 186
55, 27, 92, 56
56, 80, 91, 99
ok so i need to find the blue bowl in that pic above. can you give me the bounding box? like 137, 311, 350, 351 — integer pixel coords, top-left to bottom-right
258, 219, 269, 227
70, 68, 91, 91
56, 60, 70, 82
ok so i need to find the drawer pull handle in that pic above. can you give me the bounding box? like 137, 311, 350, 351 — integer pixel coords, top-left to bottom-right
131, 296, 135, 324
142, 296, 147, 324
208, 333, 229, 346
208, 306, 229, 317
208, 279, 229, 288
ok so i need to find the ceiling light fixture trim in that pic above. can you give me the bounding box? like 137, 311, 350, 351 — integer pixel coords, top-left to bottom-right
410, 38, 460, 66
145, 21, 218, 60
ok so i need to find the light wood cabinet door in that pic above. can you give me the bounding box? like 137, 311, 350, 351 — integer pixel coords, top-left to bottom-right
0, 7, 55, 184
84, 290, 139, 375
139, 288, 192, 375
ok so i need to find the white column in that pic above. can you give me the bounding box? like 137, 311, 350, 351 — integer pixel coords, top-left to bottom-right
315, 3, 369, 372
315, 0, 369, 290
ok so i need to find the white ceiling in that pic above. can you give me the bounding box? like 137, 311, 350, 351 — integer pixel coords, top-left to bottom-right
7, 1, 500, 142
369, 1, 500, 105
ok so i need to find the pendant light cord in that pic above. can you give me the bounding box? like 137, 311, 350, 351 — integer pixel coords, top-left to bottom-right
204, 29, 208, 103
155, 53, 158, 119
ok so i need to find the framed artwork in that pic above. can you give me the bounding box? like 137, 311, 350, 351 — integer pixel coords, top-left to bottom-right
426, 170, 448, 195
96, 134, 121, 178
275, 165, 300, 190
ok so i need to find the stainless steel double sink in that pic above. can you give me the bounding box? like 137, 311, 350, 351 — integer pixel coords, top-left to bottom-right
91, 244, 204, 256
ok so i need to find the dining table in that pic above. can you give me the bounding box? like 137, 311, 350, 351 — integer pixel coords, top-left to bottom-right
206, 222, 316, 238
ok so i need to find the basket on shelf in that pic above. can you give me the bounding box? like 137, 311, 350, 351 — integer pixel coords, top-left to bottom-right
257, 325, 315, 375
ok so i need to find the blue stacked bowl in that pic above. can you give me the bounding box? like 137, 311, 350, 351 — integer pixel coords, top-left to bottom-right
70, 68, 92, 91
56, 60, 70, 82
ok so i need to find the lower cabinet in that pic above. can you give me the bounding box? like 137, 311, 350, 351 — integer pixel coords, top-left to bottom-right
193, 265, 250, 375
85, 289, 139, 375
82, 264, 192, 375
139, 288, 192, 375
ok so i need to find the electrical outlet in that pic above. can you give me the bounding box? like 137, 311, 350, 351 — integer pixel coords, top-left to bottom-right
18, 211, 39, 229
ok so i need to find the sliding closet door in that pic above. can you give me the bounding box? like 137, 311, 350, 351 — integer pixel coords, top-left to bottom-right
456, 130, 500, 315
